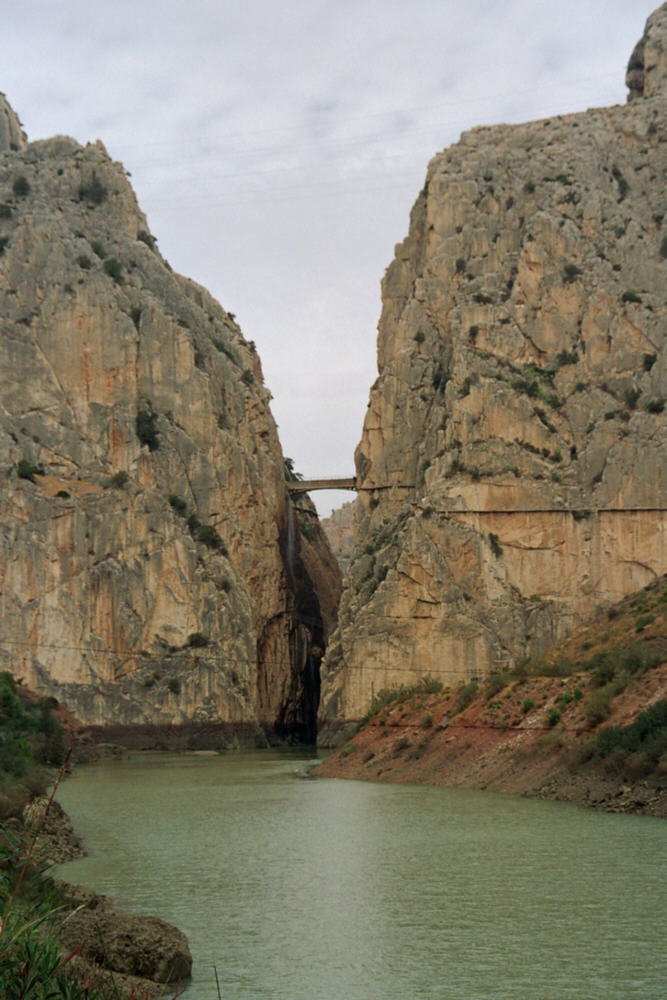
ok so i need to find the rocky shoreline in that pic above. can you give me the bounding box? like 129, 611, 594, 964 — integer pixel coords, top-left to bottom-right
315, 660, 667, 820
20, 790, 193, 998
316, 721, 667, 819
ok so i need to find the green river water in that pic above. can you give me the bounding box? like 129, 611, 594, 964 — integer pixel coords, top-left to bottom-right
54, 750, 666, 1000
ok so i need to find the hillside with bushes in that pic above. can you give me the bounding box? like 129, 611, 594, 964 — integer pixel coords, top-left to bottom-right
317, 576, 667, 816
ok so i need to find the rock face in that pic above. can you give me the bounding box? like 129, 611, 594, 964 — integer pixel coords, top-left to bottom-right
319, 6, 667, 739
627, 3, 667, 101
0, 101, 341, 743
22, 797, 85, 865
0, 94, 26, 154
321, 500, 357, 573
59, 884, 192, 985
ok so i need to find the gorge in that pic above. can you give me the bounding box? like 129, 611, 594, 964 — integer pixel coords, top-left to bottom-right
1, 6, 667, 755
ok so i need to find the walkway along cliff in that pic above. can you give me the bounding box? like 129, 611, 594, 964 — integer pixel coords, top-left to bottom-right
0, 95, 341, 746
318, 4, 667, 743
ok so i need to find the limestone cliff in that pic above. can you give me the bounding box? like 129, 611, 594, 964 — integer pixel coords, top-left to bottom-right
319, 5, 667, 739
321, 500, 357, 573
0, 102, 341, 743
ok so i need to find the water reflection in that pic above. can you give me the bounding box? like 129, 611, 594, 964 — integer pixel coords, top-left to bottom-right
56, 750, 667, 1000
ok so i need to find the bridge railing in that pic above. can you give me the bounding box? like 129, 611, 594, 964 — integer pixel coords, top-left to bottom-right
286, 477, 357, 493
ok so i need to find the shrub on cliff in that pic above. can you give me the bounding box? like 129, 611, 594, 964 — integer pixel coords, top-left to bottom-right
12, 175, 30, 197
102, 257, 123, 282
16, 458, 43, 482
0, 673, 66, 820
77, 171, 107, 205
457, 681, 478, 710
592, 700, 667, 776
136, 408, 159, 450
359, 676, 443, 726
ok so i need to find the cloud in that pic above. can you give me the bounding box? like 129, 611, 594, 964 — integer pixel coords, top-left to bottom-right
3, 0, 660, 514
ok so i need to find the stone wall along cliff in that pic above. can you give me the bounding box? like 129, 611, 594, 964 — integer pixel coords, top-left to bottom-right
319, 5, 667, 739
0, 103, 341, 742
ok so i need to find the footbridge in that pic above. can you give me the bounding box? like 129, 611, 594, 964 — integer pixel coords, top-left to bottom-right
287, 477, 357, 493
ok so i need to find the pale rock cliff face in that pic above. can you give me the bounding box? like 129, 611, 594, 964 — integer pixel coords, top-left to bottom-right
627, 3, 667, 101
0, 94, 27, 154
321, 500, 357, 573
0, 106, 341, 743
319, 6, 667, 739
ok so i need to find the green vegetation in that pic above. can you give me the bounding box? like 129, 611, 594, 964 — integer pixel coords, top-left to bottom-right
457, 681, 478, 710
612, 165, 629, 201
167, 678, 181, 695
102, 257, 122, 281
0, 672, 66, 820
76, 254, 92, 269
0, 203, 12, 218
0, 236, 9, 255
591, 700, 667, 776
0, 839, 130, 1000
485, 673, 510, 699
241, 368, 255, 386
360, 677, 443, 726
646, 398, 665, 414
585, 684, 617, 725
187, 633, 209, 648
168, 494, 188, 515
136, 408, 159, 450
109, 470, 128, 488
90, 240, 106, 259
16, 459, 43, 482
562, 264, 581, 284
12, 176, 30, 197
547, 708, 561, 728
78, 172, 107, 205
623, 387, 640, 410
137, 229, 156, 249
186, 515, 228, 554
130, 306, 142, 330
621, 290, 642, 304
635, 613, 655, 632
488, 532, 503, 558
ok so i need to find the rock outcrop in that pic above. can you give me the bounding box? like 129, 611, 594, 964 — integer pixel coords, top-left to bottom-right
627, 3, 667, 101
0, 94, 26, 154
321, 500, 357, 573
319, 5, 667, 739
0, 100, 341, 743
59, 883, 192, 987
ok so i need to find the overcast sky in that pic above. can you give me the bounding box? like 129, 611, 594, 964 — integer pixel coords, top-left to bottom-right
3, 1, 659, 515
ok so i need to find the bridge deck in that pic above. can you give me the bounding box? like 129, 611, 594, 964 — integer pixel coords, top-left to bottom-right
287, 477, 357, 492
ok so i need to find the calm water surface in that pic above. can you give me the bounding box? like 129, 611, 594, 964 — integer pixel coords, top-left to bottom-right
55, 750, 667, 1000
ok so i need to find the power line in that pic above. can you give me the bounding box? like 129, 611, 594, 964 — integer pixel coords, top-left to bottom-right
0, 635, 600, 684
108, 69, 620, 156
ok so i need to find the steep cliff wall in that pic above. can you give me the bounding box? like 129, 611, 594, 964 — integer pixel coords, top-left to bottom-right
319, 6, 667, 739
0, 99, 341, 742
321, 500, 357, 573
